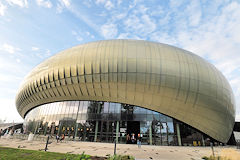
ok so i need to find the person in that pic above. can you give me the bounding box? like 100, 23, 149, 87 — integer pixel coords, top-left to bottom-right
56, 135, 60, 143
0, 129, 2, 138
60, 134, 65, 142
137, 133, 142, 148
131, 133, 136, 144
5, 129, 9, 135
10, 128, 14, 136
126, 134, 130, 144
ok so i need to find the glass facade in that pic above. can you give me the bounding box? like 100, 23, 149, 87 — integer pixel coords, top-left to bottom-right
24, 101, 213, 146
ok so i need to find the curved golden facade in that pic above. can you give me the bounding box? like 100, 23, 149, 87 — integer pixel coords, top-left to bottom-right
16, 39, 235, 143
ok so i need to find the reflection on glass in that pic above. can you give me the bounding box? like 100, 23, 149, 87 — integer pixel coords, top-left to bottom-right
23, 100, 207, 146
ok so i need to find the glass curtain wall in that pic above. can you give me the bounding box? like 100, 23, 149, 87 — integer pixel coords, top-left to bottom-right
23, 101, 206, 146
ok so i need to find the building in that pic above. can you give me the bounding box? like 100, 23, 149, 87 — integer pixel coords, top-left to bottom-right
15, 40, 235, 146
0, 123, 23, 134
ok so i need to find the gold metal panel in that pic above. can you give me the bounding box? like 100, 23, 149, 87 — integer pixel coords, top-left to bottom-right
65, 66, 71, 78
16, 40, 235, 143
86, 83, 95, 96
94, 61, 101, 74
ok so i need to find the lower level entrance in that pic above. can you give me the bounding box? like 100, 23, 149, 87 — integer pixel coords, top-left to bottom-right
127, 121, 140, 144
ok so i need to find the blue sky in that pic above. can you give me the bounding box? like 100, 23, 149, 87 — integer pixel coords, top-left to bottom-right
0, 0, 240, 122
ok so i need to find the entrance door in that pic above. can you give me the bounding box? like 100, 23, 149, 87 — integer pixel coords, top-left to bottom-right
127, 121, 140, 144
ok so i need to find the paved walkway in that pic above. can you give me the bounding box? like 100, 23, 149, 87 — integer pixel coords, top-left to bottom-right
0, 137, 240, 160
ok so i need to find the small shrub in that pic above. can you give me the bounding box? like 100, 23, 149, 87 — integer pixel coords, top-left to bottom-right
107, 154, 135, 160
79, 152, 91, 160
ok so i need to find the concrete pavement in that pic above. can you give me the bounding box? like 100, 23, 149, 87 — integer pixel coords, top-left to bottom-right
0, 137, 240, 160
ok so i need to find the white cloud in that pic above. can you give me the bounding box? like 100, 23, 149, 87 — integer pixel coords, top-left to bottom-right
137, 5, 148, 14
0, 2, 7, 16
76, 36, 83, 41
128, 0, 138, 9
56, 3, 63, 13
5, 0, 28, 8
96, 0, 105, 4
141, 14, 156, 33
71, 30, 84, 41
186, 0, 202, 26
57, 0, 71, 13
87, 31, 94, 38
62, 0, 70, 7
95, 0, 114, 10
124, 14, 156, 36
36, 0, 52, 8
169, 0, 184, 9
31, 46, 39, 51
0, 43, 21, 54
158, 13, 170, 26
117, 33, 129, 39
57, 1, 101, 37
35, 49, 51, 59
105, 1, 114, 10
117, 0, 122, 6
82, 0, 92, 8
150, 32, 177, 45
114, 12, 127, 20
117, 33, 141, 40
124, 15, 140, 31
150, 6, 164, 17
101, 23, 118, 39
86, 31, 95, 39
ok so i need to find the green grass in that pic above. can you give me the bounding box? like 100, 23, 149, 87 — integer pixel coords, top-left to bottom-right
0, 147, 91, 160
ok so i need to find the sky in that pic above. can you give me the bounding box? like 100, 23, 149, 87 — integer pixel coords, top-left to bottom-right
0, 0, 240, 123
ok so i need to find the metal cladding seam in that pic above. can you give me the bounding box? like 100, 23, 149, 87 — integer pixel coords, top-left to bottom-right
15, 39, 235, 143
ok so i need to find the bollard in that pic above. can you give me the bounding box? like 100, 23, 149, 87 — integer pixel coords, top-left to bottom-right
114, 138, 117, 155
45, 136, 50, 151
210, 142, 215, 157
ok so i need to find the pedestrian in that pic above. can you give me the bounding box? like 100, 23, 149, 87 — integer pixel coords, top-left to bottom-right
56, 135, 60, 143
131, 133, 136, 144
10, 128, 14, 135
0, 129, 2, 138
137, 133, 142, 148
126, 134, 130, 144
60, 134, 65, 142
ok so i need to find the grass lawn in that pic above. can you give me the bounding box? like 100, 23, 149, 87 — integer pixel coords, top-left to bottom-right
0, 147, 101, 160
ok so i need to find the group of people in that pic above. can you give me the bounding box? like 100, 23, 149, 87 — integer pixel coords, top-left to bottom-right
0, 128, 14, 138
56, 134, 65, 143
127, 133, 143, 148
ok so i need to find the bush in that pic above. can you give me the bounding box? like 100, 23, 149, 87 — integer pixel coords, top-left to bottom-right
107, 154, 135, 160
79, 152, 91, 160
